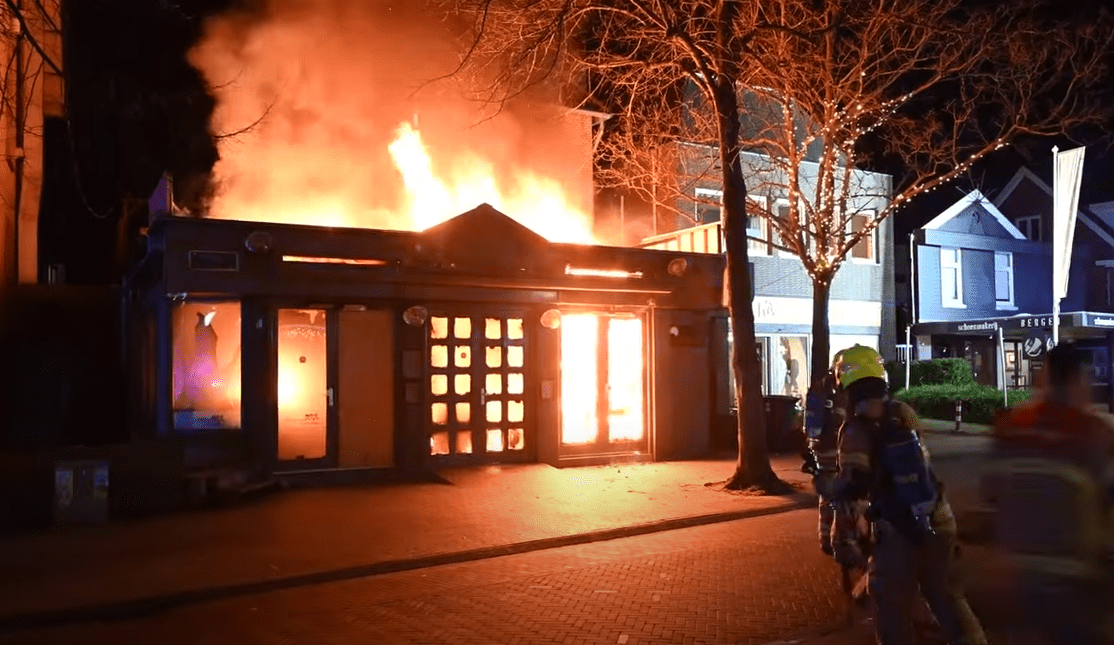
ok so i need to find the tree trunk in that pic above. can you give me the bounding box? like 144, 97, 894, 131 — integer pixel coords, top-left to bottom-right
715, 76, 789, 494
808, 276, 833, 394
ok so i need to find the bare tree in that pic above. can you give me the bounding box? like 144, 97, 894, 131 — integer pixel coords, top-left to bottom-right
445, 0, 801, 491
603, 0, 1113, 403
0, 0, 63, 290
446, 0, 1111, 491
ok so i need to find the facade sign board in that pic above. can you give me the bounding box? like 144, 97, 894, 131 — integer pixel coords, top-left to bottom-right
916, 313, 1083, 336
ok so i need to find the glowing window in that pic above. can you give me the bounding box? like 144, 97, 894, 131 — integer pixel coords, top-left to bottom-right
430, 317, 448, 339
508, 373, 524, 394
508, 319, 524, 339
456, 402, 471, 424
508, 400, 524, 423
507, 346, 524, 368
487, 429, 504, 452
430, 432, 449, 455
431, 403, 448, 425
455, 431, 473, 454
430, 345, 448, 368
486, 373, 502, 394
486, 401, 502, 423
431, 374, 448, 396
455, 346, 471, 368
485, 318, 501, 339
171, 301, 243, 433
486, 346, 502, 368
454, 374, 471, 395
454, 317, 471, 339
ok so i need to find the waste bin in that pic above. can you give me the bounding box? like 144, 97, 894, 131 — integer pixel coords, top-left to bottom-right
764, 395, 804, 454
53, 460, 109, 525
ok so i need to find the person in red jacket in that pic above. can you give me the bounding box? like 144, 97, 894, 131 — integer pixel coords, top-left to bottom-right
985, 341, 1114, 644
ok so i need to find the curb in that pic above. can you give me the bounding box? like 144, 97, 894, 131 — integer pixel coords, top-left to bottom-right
0, 493, 817, 634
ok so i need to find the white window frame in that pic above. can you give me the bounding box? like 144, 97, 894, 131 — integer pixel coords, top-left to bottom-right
1016, 215, 1042, 242
694, 188, 722, 226
846, 209, 878, 264
772, 198, 800, 258
746, 195, 768, 256
940, 247, 965, 308
994, 251, 1016, 310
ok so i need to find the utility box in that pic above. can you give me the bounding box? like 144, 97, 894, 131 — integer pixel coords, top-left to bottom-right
764, 395, 804, 454
53, 460, 109, 525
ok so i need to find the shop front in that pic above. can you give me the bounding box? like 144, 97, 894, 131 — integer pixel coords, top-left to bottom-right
912, 312, 1114, 405
123, 205, 727, 484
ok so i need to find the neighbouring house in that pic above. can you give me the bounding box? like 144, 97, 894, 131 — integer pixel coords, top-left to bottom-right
909, 165, 1114, 407
636, 147, 895, 407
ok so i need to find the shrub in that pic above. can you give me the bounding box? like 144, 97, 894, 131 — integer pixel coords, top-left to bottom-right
886, 358, 974, 393
885, 360, 906, 391
912, 358, 975, 387
894, 384, 1033, 425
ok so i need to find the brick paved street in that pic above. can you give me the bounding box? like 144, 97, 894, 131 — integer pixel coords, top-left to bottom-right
13, 509, 852, 645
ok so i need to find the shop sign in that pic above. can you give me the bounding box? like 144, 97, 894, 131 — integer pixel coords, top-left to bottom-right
1091, 316, 1114, 327
955, 321, 998, 332
1017, 316, 1056, 329
1022, 329, 1053, 358
751, 296, 881, 327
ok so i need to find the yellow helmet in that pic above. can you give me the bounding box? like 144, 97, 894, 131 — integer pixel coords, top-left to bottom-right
833, 344, 886, 388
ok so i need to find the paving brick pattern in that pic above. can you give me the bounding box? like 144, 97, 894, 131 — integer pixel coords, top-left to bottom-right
0, 458, 814, 617
15, 509, 851, 645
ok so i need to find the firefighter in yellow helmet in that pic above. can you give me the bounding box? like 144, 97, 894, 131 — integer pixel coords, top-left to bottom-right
984, 342, 1114, 644
829, 344, 987, 645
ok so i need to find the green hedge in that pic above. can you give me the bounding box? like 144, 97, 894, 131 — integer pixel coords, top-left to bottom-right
886, 358, 975, 392
893, 384, 1033, 425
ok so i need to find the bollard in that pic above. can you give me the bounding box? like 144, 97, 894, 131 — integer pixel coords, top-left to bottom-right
954, 400, 963, 434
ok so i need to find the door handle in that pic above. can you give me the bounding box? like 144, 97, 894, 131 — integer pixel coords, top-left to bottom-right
480, 388, 487, 407
327, 387, 335, 407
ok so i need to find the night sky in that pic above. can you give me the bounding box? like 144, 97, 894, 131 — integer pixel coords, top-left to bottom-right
43, 0, 1114, 284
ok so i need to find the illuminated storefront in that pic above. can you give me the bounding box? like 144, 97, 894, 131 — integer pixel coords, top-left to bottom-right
124, 205, 726, 480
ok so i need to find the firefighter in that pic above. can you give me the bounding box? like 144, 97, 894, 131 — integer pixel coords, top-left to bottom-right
985, 342, 1114, 644
830, 344, 987, 645
804, 352, 848, 555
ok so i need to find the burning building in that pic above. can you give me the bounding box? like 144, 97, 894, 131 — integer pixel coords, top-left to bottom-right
122, 202, 727, 486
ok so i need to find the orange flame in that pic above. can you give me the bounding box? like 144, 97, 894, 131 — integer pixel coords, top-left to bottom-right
385, 122, 595, 243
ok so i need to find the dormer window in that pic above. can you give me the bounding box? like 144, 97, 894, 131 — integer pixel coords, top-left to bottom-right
1016, 215, 1042, 241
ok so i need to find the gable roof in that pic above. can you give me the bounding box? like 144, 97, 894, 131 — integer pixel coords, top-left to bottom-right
993, 166, 1114, 252
922, 190, 1025, 239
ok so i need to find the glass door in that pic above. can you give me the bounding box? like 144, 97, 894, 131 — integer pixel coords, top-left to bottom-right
559, 312, 647, 454
276, 308, 331, 465
428, 312, 530, 463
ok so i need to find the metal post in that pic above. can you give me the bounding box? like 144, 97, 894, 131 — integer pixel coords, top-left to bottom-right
1052, 145, 1059, 347
909, 232, 918, 326
998, 327, 1007, 407
954, 400, 963, 434
905, 324, 912, 389
1053, 299, 1060, 346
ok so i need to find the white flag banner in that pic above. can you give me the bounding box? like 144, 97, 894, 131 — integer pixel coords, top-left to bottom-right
1053, 145, 1086, 301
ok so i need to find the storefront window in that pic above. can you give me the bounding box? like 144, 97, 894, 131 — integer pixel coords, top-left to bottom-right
772, 336, 809, 399
172, 301, 242, 431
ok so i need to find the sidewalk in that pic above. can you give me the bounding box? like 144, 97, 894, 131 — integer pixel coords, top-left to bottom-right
0, 454, 820, 627
0, 429, 996, 636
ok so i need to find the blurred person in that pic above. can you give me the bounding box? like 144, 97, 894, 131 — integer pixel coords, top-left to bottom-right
986, 341, 1114, 645
830, 344, 987, 645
